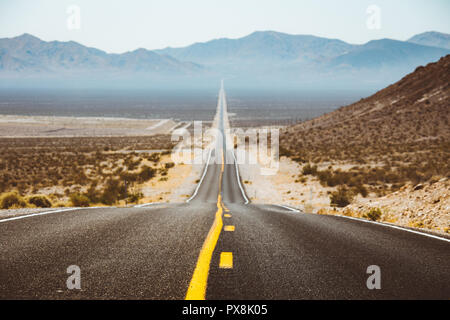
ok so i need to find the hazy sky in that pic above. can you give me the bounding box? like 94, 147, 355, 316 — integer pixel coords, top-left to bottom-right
1, 0, 449, 53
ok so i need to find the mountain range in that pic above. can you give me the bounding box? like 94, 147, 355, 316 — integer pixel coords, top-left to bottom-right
0, 31, 449, 89
0, 33, 202, 75
408, 31, 450, 50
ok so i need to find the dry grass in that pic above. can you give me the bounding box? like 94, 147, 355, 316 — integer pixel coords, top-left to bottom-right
0, 135, 176, 206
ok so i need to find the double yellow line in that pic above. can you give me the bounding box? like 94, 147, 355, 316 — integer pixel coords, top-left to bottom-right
185, 151, 225, 300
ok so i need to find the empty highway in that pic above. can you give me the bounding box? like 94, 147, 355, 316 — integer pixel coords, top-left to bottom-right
0, 84, 449, 300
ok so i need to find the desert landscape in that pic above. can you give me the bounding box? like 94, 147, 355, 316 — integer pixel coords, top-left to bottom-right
241, 55, 449, 234
1, 57, 449, 235
0, 115, 184, 137
2, 0, 450, 304
0, 125, 206, 217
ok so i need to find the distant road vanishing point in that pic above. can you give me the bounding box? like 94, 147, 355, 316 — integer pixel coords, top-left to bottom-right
0, 84, 449, 300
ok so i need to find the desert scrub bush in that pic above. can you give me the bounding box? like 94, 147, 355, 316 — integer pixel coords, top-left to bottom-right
0, 191, 27, 209
148, 153, 161, 163
120, 171, 138, 182
126, 158, 142, 171
138, 166, 157, 182
165, 162, 175, 169
26, 195, 52, 208
353, 183, 368, 197
342, 207, 359, 217
279, 146, 293, 157
364, 208, 382, 221
113, 167, 124, 175
302, 163, 318, 176
330, 187, 353, 208
69, 193, 90, 207
84, 183, 101, 204
161, 150, 172, 156
127, 191, 144, 204
100, 178, 128, 205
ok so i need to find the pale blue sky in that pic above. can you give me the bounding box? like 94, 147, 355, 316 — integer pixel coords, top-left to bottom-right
1, 0, 449, 53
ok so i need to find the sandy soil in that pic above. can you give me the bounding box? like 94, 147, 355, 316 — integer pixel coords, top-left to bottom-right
342, 178, 449, 233
0, 114, 181, 137
239, 148, 449, 234
136, 151, 205, 204
239, 155, 332, 212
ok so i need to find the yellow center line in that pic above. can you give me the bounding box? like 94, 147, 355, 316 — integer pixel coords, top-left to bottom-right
185, 149, 225, 300
219, 252, 233, 269
224, 225, 235, 232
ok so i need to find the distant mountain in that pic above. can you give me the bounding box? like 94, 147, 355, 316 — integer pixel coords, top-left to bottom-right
408, 31, 450, 50
156, 31, 355, 67
1, 31, 449, 90
155, 31, 450, 86
0, 33, 202, 76
328, 38, 449, 69
109, 49, 202, 74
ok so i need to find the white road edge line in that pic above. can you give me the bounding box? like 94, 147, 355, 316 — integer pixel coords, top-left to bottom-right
186, 148, 213, 203
0, 206, 119, 223
134, 202, 165, 208
0, 207, 82, 223
232, 151, 249, 204
335, 214, 450, 243
274, 204, 300, 213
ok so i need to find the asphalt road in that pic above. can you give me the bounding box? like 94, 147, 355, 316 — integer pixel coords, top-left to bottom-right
0, 84, 449, 299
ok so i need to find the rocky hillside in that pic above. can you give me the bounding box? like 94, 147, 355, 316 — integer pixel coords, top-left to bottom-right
281, 55, 450, 194
282, 54, 449, 161
279, 55, 449, 232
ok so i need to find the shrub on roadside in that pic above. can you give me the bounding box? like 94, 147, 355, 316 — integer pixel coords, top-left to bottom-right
302, 163, 318, 176
353, 183, 368, 197
148, 153, 161, 163
84, 182, 101, 204
127, 191, 144, 204
364, 207, 382, 221
0, 191, 27, 209
138, 166, 157, 182
69, 193, 90, 207
165, 162, 175, 169
26, 195, 52, 208
330, 187, 353, 208
279, 146, 293, 157
99, 178, 127, 205
159, 168, 168, 176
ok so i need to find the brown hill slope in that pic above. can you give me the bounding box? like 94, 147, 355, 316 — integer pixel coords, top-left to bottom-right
280, 55, 449, 195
